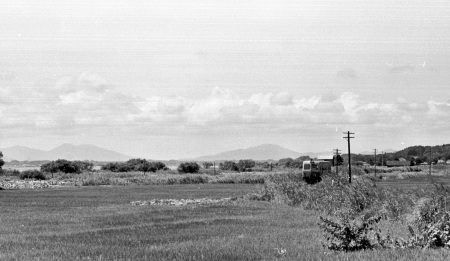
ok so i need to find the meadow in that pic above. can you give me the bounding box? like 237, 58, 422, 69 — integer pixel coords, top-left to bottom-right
1, 166, 450, 260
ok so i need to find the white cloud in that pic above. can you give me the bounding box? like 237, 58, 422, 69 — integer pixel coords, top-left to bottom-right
336, 92, 359, 120
1, 73, 449, 141
77, 71, 108, 91
270, 91, 293, 106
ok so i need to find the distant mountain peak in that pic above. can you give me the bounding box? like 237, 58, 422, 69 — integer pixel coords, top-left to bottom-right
1, 143, 131, 162
191, 144, 303, 161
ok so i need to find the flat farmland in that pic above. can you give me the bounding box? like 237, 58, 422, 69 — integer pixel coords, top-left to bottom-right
377, 173, 450, 190
1, 182, 450, 260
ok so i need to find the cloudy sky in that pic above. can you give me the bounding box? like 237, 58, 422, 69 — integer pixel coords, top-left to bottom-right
1, 0, 450, 159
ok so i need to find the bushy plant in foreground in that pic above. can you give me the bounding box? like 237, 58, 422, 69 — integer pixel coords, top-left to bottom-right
19, 170, 47, 180
399, 211, 450, 249
318, 206, 450, 251
318, 215, 382, 251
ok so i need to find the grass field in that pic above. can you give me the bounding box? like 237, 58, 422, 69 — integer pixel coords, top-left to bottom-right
2, 181, 450, 260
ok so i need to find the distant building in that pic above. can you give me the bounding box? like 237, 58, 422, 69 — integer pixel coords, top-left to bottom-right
386, 160, 411, 167
317, 155, 334, 162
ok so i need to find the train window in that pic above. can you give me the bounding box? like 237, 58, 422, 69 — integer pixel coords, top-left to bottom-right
304, 164, 310, 170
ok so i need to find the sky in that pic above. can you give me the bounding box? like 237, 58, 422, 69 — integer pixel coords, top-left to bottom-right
1, 0, 450, 159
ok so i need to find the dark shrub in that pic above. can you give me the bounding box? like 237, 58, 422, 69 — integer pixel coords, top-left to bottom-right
72, 161, 94, 171
219, 161, 239, 171
101, 159, 166, 173
177, 162, 200, 173
41, 159, 83, 174
102, 162, 132, 172
203, 162, 213, 169
0, 169, 20, 176
19, 170, 47, 180
151, 161, 166, 171
237, 159, 256, 172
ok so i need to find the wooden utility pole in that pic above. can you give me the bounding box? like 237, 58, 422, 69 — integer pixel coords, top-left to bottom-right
373, 149, 377, 177
343, 131, 355, 183
334, 148, 341, 175
213, 162, 216, 175
429, 146, 432, 176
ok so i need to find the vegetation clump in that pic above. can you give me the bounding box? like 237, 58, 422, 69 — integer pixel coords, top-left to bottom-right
0, 151, 4, 171
0, 169, 20, 176
219, 161, 239, 171
101, 159, 166, 173
19, 170, 47, 180
41, 159, 93, 174
250, 169, 450, 252
177, 162, 200, 173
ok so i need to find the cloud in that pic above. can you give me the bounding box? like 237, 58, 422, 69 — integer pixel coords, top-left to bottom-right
428, 101, 450, 117
77, 71, 108, 91
336, 92, 359, 120
270, 92, 293, 106
0, 72, 140, 132
1, 73, 449, 141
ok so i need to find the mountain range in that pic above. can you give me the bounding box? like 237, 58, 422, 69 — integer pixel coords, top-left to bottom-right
0, 143, 398, 162
188, 144, 325, 161
0, 144, 131, 162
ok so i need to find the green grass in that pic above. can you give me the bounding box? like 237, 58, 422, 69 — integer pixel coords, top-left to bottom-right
1, 183, 450, 260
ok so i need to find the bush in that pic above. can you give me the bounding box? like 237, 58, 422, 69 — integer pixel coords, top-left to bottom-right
101, 159, 166, 173
177, 162, 200, 173
0, 151, 4, 170
41, 159, 84, 174
219, 161, 239, 171
237, 159, 256, 171
203, 162, 213, 169
318, 215, 382, 251
19, 170, 47, 180
0, 169, 20, 176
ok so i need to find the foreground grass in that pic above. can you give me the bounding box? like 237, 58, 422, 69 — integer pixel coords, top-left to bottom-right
1, 184, 450, 260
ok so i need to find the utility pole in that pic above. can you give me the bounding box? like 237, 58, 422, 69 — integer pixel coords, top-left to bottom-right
334, 148, 341, 175
429, 146, 432, 176
343, 131, 355, 183
373, 149, 377, 177
213, 162, 216, 175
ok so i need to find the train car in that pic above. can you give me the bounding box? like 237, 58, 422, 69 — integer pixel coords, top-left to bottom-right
302, 160, 331, 183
